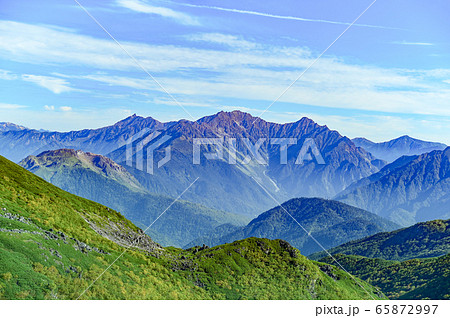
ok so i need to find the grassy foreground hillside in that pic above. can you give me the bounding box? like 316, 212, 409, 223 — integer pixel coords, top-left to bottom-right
0, 155, 383, 300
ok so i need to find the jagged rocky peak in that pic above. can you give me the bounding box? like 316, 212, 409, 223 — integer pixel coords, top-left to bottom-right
192, 110, 325, 138
198, 110, 256, 123
195, 111, 261, 133
22, 149, 127, 173
112, 113, 162, 128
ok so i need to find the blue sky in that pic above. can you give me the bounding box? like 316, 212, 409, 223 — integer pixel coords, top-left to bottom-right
1, 0, 450, 143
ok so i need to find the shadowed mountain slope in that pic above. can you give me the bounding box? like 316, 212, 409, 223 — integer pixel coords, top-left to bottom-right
336, 148, 450, 226
186, 198, 399, 255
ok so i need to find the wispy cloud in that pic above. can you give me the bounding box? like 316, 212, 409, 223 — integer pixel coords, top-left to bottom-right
186, 33, 257, 50
0, 68, 79, 94
116, 0, 199, 25
21, 74, 75, 94
393, 41, 434, 46
0, 69, 18, 81
175, 2, 392, 29
60, 106, 73, 112
1, 21, 450, 117
0, 102, 28, 109
44, 105, 73, 112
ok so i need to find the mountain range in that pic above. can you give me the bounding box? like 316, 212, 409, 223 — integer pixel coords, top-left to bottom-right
108, 111, 385, 216
336, 148, 450, 226
0, 111, 387, 216
4, 111, 447, 219
186, 198, 399, 255
353, 135, 447, 163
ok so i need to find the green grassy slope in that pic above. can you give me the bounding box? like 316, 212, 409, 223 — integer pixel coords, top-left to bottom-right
0, 155, 382, 300
184, 238, 385, 300
318, 254, 450, 299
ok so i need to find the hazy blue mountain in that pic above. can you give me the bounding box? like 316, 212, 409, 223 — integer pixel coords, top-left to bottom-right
353, 135, 447, 163
19, 149, 247, 247
109, 111, 384, 216
310, 219, 450, 261
0, 122, 28, 132
336, 148, 450, 226
185, 198, 399, 255
0, 114, 169, 162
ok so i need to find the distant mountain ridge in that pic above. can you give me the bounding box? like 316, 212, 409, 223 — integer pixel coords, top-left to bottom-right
336, 147, 450, 226
353, 135, 447, 163
186, 198, 399, 255
0, 114, 169, 162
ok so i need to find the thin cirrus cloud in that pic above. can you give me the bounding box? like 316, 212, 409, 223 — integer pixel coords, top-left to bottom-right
116, 0, 199, 25
0, 21, 314, 72
0, 102, 28, 109
1, 21, 450, 117
393, 41, 434, 46
21, 74, 75, 94
186, 33, 258, 50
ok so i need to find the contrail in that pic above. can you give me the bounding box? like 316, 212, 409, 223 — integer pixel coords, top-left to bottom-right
173, 2, 394, 29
